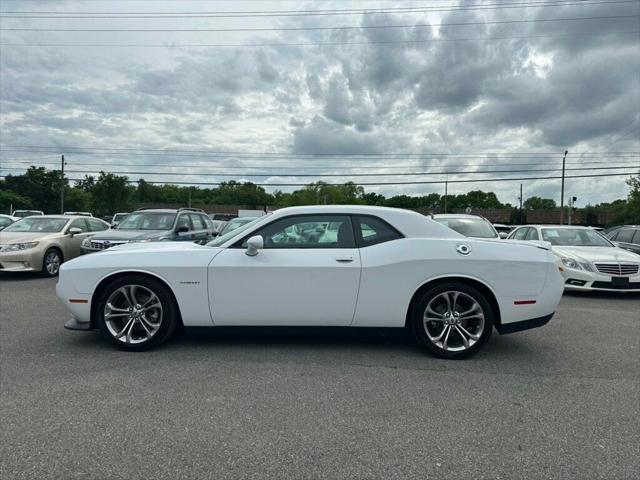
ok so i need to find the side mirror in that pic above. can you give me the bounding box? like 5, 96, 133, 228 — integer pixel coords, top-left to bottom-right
68, 227, 82, 237
177, 225, 190, 234
499, 232, 508, 239
245, 235, 263, 257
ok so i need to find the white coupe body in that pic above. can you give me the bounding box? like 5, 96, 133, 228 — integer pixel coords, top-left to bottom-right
57, 206, 564, 356
508, 225, 640, 292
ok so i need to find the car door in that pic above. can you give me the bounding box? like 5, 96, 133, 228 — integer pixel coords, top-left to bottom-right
174, 213, 194, 242
188, 213, 210, 244
208, 214, 361, 326
63, 218, 93, 258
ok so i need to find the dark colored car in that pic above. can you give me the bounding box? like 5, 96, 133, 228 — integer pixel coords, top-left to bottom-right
608, 226, 640, 254
80, 208, 215, 254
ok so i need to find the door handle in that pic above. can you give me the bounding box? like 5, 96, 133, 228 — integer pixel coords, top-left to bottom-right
335, 257, 353, 263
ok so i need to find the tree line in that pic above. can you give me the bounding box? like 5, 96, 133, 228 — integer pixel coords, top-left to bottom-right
1, 167, 638, 225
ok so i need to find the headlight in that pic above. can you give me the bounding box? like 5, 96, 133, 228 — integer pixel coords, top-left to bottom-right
81, 238, 91, 247
579, 262, 594, 272
3, 241, 39, 252
561, 257, 581, 270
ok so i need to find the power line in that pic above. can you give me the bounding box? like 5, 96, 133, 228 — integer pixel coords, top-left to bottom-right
2, 14, 637, 31
2, 144, 638, 157
2, 158, 639, 170
4, 30, 637, 48
1, 171, 634, 187
1, 165, 636, 177
3, 0, 636, 17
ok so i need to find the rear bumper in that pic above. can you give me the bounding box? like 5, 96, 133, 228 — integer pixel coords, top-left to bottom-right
496, 313, 554, 334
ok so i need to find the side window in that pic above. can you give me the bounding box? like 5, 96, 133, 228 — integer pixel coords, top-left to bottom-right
354, 215, 403, 247
617, 229, 635, 243
176, 214, 191, 231
608, 231, 619, 241
246, 215, 355, 249
513, 228, 529, 240
68, 218, 89, 232
189, 214, 207, 230
632, 229, 640, 244
88, 219, 108, 231
525, 228, 539, 240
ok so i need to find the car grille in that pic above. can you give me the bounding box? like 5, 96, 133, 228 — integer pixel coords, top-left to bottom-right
594, 263, 639, 276
89, 240, 127, 250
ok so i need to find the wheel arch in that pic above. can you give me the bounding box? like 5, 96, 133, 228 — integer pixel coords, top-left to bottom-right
90, 270, 183, 329
405, 275, 502, 329
43, 244, 64, 261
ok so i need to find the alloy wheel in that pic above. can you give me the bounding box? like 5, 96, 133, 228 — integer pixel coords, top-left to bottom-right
422, 291, 485, 352
45, 251, 61, 276
103, 285, 163, 344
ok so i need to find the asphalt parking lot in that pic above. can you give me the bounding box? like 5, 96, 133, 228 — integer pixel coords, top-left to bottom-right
1, 274, 638, 480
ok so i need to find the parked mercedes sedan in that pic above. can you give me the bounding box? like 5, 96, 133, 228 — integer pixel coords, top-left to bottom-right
0, 215, 109, 276
57, 206, 564, 359
508, 225, 640, 292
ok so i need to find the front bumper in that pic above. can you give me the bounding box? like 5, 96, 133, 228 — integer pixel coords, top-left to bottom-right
561, 268, 640, 292
0, 249, 44, 272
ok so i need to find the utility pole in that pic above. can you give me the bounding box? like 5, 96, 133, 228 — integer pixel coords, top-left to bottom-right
559, 150, 568, 224
443, 179, 448, 213
519, 183, 523, 225
60, 154, 66, 214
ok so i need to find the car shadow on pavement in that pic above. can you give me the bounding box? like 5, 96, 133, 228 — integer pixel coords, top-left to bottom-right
0, 272, 46, 281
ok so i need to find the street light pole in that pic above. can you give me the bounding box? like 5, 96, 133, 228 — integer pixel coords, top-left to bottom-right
60, 154, 66, 214
559, 150, 568, 224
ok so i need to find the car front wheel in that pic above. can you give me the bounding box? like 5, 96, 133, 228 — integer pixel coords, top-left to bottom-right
96, 275, 179, 351
411, 283, 493, 359
42, 248, 62, 277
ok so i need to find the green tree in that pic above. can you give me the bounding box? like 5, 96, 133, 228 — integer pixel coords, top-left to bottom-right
3, 166, 65, 213
523, 196, 557, 210
89, 172, 134, 216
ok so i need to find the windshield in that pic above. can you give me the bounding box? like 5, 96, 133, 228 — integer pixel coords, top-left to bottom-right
208, 216, 264, 247
3, 217, 67, 233
0, 217, 14, 228
434, 217, 498, 238
542, 228, 613, 246
116, 212, 176, 230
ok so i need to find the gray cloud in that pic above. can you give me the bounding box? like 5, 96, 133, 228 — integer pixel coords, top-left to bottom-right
1, 0, 638, 204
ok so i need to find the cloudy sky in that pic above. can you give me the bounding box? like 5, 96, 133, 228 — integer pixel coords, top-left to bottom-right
1, 0, 639, 206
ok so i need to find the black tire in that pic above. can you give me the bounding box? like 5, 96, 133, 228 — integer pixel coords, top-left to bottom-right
95, 275, 179, 351
411, 283, 493, 359
41, 248, 62, 277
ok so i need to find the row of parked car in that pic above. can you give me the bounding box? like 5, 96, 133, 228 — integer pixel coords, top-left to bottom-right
0, 208, 263, 277
1, 209, 638, 292
431, 214, 640, 292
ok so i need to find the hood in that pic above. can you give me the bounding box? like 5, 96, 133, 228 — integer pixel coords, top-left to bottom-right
0, 231, 59, 244
90, 229, 170, 241
553, 246, 640, 263
485, 238, 552, 251
105, 241, 218, 253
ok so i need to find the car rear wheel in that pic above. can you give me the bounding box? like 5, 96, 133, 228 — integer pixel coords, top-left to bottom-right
411, 283, 493, 359
42, 248, 62, 277
96, 275, 179, 351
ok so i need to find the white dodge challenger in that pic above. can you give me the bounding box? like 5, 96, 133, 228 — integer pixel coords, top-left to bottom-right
57, 206, 564, 359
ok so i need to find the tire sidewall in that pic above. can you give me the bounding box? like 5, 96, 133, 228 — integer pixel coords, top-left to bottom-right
41, 248, 62, 277
412, 283, 493, 359
96, 275, 178, 351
